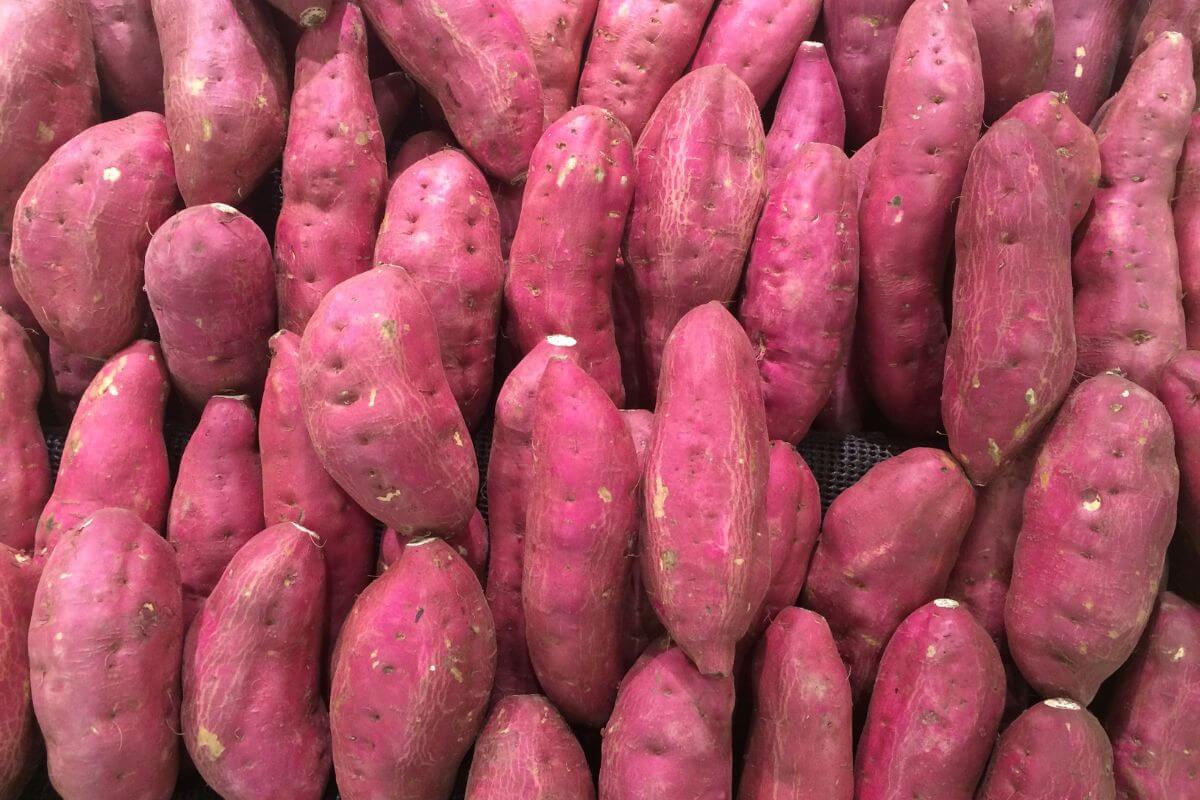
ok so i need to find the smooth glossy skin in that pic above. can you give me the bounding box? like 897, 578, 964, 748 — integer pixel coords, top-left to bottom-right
764, 42, 847, 187
84, 0, 163, 113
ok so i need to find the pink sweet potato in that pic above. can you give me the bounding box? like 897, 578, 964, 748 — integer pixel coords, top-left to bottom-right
375, 151, 505, 428
626, 65, 766, 391
0, 546, 38, 799
801, 447, 976, 705
380, 510, 489, 582
276, 1, 388, 334
47, 342, 104, 421
168, 395, 264, 628
1161, 350, 1200, 552
598, 643, 735, 799
11, 112, 177, 359
29, 507, 182, 800
642, 302, 771, 677
524, 357, 638, 727
145, 204, 276, 408
299, 265, 478, 536
390, 129, 454, 178
0, 312, 48, 551
152, 0, 288, 206
84, 0, 163, 113
739, 142, 859, 443
857, 0, 984, 436
970, 0, 1054, 123
506, 105, 633, 406
1006, 373, 1179, 704
466, 694, 595, 800
1045, 0, 1139, 125
183, 523, 330, 800
1073, 32, 1194, 393
265, 0, 331, 28
611, 257, 648, 409
493, 176, 526, 259
690, 0, 822, 106
35, 340, 169, 555
976, 698, 1116, 800
764, 41, 847, 187
618, 408, 664, 666
360, 0, 543, 181
330, 537, 495, 800
371, 71, 414, 145
1128, 0, 1200, 78
738, 608, 853, 800
510, 0, 599, 125
1176, 113, 1200, 347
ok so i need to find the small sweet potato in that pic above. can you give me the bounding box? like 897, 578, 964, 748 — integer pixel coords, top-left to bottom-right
265, 0, 331, 28
1045, 0, 1139, 125
510, 0, 599, 125
0, 546, 38, 798
371, 71, 414, 145
764, 41, 847, 187
970, 0, 1054, 123
84, 0, 163, 113
379, 510, 489, 582
1161, 350, 1200, 553
0, 311, 48, 551
390, 129, 454, 178
1177, 113, 1200, 347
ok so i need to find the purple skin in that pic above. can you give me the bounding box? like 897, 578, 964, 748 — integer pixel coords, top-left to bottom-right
380, 509, 489, 583
371, 71, 414, 145
84, 0, 164, 114
1161, 351, 1200, 553
1177, 114, 1200, 348
389, 129, 454, 180
1044, 0, 1139, 128
618, 409, 664, 667
0, 545, 39, 798
764, 41, 848, 188
509, 0, 598, 126
0, 311, 47, 551
46, 341, 104, 422
970, 0, 1054, 123
1128, 0, 1200, 78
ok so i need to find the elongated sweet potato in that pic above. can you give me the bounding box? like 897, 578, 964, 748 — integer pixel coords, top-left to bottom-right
276, 2, 387, 333
619, 408, 663, 666
390, 129, 453, 178
970, 0, 1054, 122
35, 340, 169, 555
183, 523, 330, 800
643, 302, 770, 677
11, 113, 176, 358
739, 142, 858, 443
0, 546, 38, 798
739, 608, 853, 800
371, 71, 414, 145
0, 312, 47, 551
375, 151, 505, 428
266, 0, 331, 28
1177, 114, 1200, 347
626, 65, 766, 390
1073, 33, 1194, 393
466, 695, 595, 800
380, 510, 488, 581
1161, 350, 1200, 552
506, 106, 633, 405
764, 41, 847, 187
1007, 373, 1178, 704
1045, 0, 1139, 125
802, 447, 976, 704
1129, 0, 1200, 77
612, 258, 648, 409
84, 0, 163, 113
511, 0, 598, 125
330, 537, 495, 800
29, 507, 182, 800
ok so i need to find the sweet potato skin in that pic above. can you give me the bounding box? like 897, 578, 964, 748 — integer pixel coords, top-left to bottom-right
643, 302, 771, 677
266, 0, 331, 28
1176, 113, 1200, 348
510, 0, 598, 125
1045, 0, 1139, 129
0, 312, 48, 551
11, 112, 177, 359
765, 41, 847, 187
390, 129, 454, 178
618, 408, 664, 666
1006, 373, 1179, 704
1129, 0, 1200, 77
380, 510, 489, 582
1161, 350, 1200, 552
84, 0, 163, 113
29, 507, 182, 800
47, 342, 104, 421
970, 0, 1054, 123
330, 538, 496, 800
371, 71, 414, 145
0, 546, 38, 798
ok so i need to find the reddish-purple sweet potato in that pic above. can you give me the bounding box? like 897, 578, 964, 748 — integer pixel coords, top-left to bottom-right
1128, 0, 1200, 78
390, 129, 454, 178
168, 395, 264, 628
976, 698, 1116, 800
626, 65, 766, 391
11, 113, 177, 359
35, 340, 170, 555
375, 151, 505, 429
618, 408, 664, 666
801, 447, 976, 705
970, 0, 1054, 123
506, 105, 633, 406
84, 0, 163, 113
739, 608, 853, 800
466, 694, 594, 800
183, 523, 330, 800
511, 0, 598, 125
0, 312, 47, 551
1073, 32, 1194, 393
360, 0, 543, 181
276, 1, 387, 334
739, 142, 858, 444
380, 510, 488, 582
1177, 114, 1200, 347
371, 70, 414, 145
330, 537, 496, 800
0, 546, 38, 798
266, 0, 331, 28
764, 41, 847, 187
598, 644, 735, 799
643, 302, 771, 677
1006, 373, 1179, 704
690, 0, 821, 106
299, 265, 478, 536
1045, 0, 1139, 125
1161, 350, 1200, 553
47, 342, 104, 421
145, 204, 275, 408
29, 507, 182, 800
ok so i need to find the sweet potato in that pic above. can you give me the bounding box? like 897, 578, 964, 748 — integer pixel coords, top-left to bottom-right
46, 343, 104, 422
379, 510, 489, 582
276, 2, 388, 334
153, 0, 288, 206
299, 265, 478, 536
466, 694, 595, 800
801, 447, 976, 704
1045, 0, 1139, 125
1177, 114, 1200, 347
145, 204, 275, 408
510, 0, 598, 125
375, 151, 505, 428
266, 0, 331, 28
970, 0, 1054, 123
577, 0, 716, 141
642, 302, 770, 677
626, 65, 767, 390
330, 537, 495, 800
360, 0, 543, 181
618, 408, 664, 666
764, 41, 847, 187
390, 129, 454, 178
1073, 33, 1194, 393
183, 522, 330, 800
612, 258, 648, 409
1103, 591, 1199, 799
1161, 351, 1200, 554
739, 142, 858, 443
597, 643, 735, 799
1006, 373, 1178, 704
690, 0, 821, 106
0, 312, 48, 551
168, 395, 264, 628
84, 0, 163, 113
738, 608, 853, 800
35, 340, 170, 555
29, 507, 182, 800
0, 546, 38, 799
976, 698, 1116, 799
506, 105, 633, 406
11, 112, 176, 358
371, 71, 414, 144
1128, 0, 1200, 78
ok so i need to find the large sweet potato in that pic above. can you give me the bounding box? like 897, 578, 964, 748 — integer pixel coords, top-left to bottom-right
84, 0, 163, 113
1177, 113, 1200, 347
0, 546, 38, 798
764, 41, 847, 187
0, 312, 48, 551
1045, 0, 1139, 125
1161, 350, 1200, 553
510, 0, 598, 125
970, 0, 1054, 122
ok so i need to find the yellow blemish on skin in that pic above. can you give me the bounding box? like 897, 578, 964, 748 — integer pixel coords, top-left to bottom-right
184, 144, 192, 153
926, 645, 936, 658
381, 319, 398, 341
102, 167, 121, 182
1083, 600, 1094, 611
1078, 643, 1088, 654
1111, 404, 1123, 413
1075, 63, 1084, 78
1082, 490, 1101, 512
594, 167, 605, 182
429, 664, 437, 672
620, 175, 629, 185
453, 432, 464, 447
734, 558, 745, 566
356, 131, 370, 146
255, 95, 268, 109
368, 388, 377, 408
660, 550, 677, 571
197, 728, 225, 759
201, 119, 214, 142
143, 602, 155, 613
1173, 647, 1186, 661
1039, 469, 1051, 489
1075, 45, 1086, 58
1108, 630, 1121, 640
338, 122, 350, 135
187, 77, 206, 95
1026, 388, 1036, 406
598, 487, 613, 503
652, 475, 668, 519
862, 634, 881, 647
54, 632, 62, 641
377, 489, 403, 502
971, 374, 981, 389
557, 155, 579, 187
36, 122, 54, 143
450, 666, 464, 683
988, 439, 1002, 465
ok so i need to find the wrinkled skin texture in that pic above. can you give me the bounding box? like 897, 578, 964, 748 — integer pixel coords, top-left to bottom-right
0, 312, 47, 551
1176, 114, 1200, 348
969, 0, 1054, 123
0, 547, 38, 798
1045, 0, 1139, 126
765, 42, 847, 187
84, 0, 163, 113
618, 408, 664, 667
380, 510, 489, 582
1161, 351, 1200, 553
510, 0, 599, 125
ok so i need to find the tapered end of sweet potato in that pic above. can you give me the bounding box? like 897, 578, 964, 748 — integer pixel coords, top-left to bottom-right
299, 6, 328, 28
